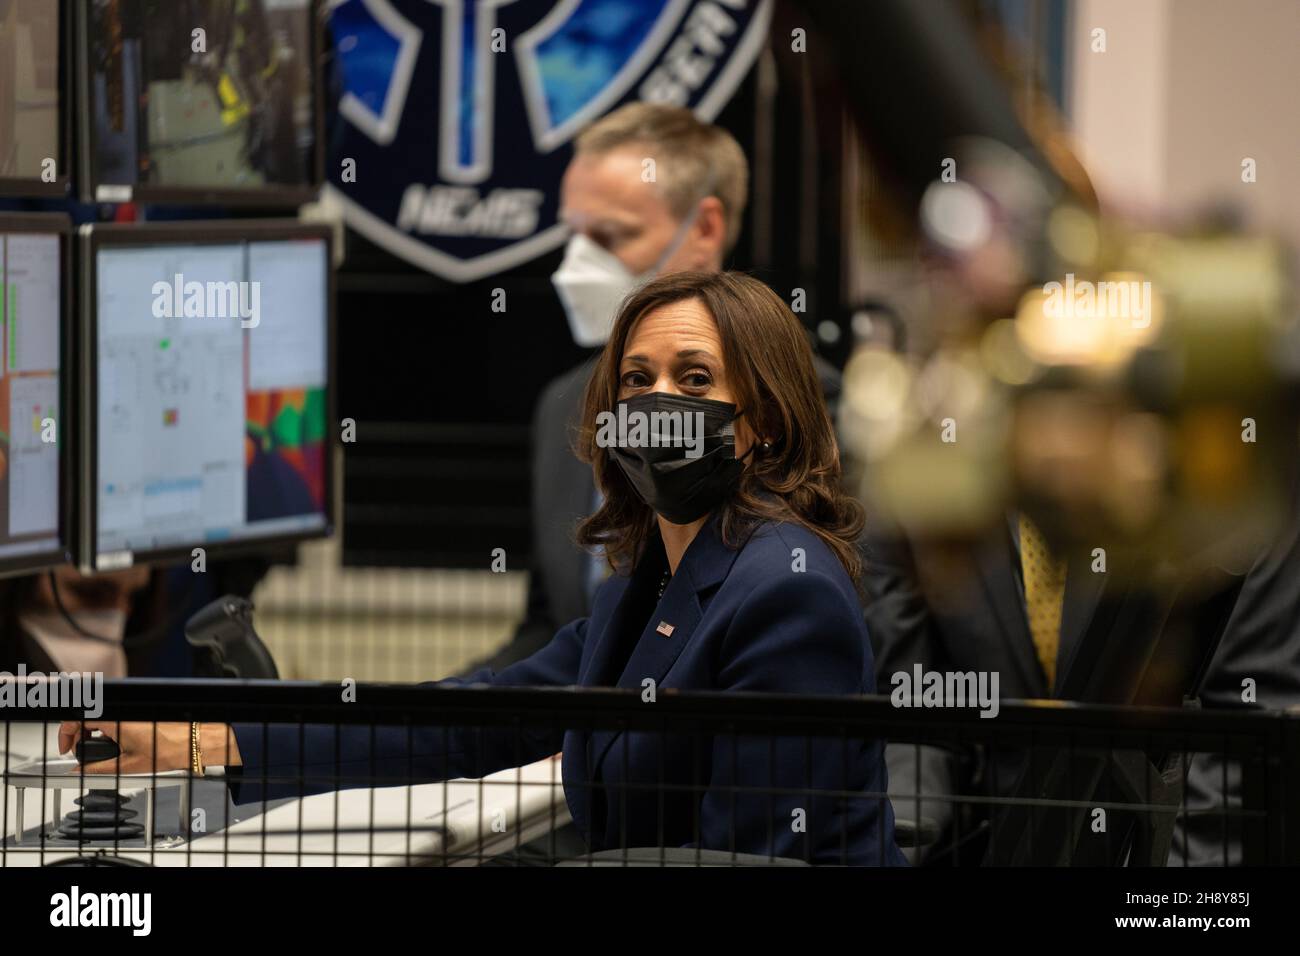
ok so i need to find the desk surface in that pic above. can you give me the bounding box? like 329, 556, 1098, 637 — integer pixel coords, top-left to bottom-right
3, 722, 571, 867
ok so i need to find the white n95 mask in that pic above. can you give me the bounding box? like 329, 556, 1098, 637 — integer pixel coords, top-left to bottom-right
551, 233, 646, 348
551, 193, 707, 348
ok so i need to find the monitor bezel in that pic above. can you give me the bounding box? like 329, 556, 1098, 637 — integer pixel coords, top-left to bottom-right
0, 212, 75, 579
75, 0, 327, 208
78, 218, 337, 573
0, 0, 74, 199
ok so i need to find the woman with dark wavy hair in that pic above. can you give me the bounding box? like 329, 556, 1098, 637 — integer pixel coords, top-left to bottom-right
577, 270, 865, 580
61, 270, 906, 866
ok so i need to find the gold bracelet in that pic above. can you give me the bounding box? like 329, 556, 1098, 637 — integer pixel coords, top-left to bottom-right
190, 722, 204, 776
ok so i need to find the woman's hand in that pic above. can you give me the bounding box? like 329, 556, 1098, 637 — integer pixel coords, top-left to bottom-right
57, 721, 242, 774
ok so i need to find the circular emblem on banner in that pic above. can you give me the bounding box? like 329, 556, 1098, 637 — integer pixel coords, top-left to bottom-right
327, 0, 772, 281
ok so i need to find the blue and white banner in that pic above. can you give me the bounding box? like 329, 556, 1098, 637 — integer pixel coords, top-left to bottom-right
326, 0, 772, 281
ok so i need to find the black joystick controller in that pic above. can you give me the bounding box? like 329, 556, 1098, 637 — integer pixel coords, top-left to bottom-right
74, 735, 120, 765
62, 737, 144, 842
57, 792, 144, 842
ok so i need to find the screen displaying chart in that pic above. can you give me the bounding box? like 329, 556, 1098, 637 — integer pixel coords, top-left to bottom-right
94, 234, 328, 564
0, 230, 61, 560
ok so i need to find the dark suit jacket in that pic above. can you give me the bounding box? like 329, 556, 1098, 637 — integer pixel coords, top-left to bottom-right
465, 354, 844, 674
866, 503, 1300, 865
864, 517, 1105, 863
1169, 482, 1300, 864
229, 516, 907, 865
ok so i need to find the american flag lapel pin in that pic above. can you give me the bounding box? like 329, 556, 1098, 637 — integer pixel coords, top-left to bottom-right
656, 621, 675, 637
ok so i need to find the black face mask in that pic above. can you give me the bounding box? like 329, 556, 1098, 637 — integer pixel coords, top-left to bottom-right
609, 392, 751, 524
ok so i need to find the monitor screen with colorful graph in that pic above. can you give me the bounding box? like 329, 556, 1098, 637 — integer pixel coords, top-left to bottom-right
81, 220, 333, 570
0, 213, 70, 576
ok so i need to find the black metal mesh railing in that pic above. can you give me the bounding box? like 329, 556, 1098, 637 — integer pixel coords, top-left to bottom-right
2, 680, 1296, 867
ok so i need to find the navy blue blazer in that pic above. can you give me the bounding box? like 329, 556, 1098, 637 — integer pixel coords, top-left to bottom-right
229, 516, 907, 865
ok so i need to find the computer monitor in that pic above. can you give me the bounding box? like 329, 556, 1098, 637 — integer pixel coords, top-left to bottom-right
0, 0, 71, 197
79, 220, 335, 571
0, 213, 72, 576
77, 0, 324, 206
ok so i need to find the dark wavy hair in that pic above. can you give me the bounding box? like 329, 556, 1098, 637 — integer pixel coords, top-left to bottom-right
575, 271, 864, 582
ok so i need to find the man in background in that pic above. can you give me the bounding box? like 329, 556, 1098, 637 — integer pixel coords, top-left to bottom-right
866, 487, 1300, 866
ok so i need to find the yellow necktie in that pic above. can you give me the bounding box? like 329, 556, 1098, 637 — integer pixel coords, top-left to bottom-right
1018, 513, 1066, 689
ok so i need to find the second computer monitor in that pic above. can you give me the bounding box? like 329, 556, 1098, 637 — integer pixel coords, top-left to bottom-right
0, 213, 71, 576
80, 220, 334, 571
